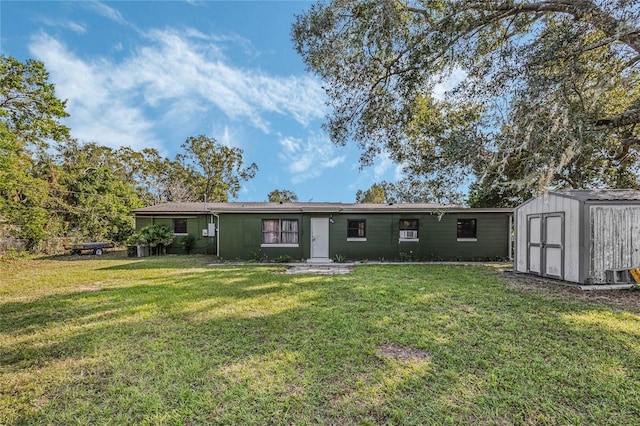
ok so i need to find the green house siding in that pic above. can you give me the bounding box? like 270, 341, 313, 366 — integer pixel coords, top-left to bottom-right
421, 213, 510, 260
327, 213, 509, 261
135, 210, 510, 260
214, 212, 509, 261
218, 213, 307, 260
135, 215, 216, 254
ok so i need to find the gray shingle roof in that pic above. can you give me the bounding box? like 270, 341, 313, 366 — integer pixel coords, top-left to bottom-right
132, 202, 512, 215
132, 202, 212, 214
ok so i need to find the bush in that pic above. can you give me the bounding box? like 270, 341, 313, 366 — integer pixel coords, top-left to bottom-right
126, 224, 175, 255
180, 234, 196, 254
274, 255, 291, 263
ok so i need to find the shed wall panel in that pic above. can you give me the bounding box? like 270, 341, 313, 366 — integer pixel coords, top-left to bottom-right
590, 205, 640, 283
515, 194, 580, 282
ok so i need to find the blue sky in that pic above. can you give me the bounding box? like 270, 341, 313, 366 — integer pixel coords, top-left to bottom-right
1, 0, 403, 202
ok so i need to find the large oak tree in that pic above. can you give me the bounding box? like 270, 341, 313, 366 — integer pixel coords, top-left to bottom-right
293, 1, 640, 205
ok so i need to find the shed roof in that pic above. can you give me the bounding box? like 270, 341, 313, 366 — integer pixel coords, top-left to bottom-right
132, 202, 512, 215
549, 189, 640, 201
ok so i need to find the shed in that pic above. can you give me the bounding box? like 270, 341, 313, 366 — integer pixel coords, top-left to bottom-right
514, 189, 640, 284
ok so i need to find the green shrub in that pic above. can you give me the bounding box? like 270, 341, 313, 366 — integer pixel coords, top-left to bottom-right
127, 224, 175, 255
180, 234, 196, 254
250, 249, 267, 262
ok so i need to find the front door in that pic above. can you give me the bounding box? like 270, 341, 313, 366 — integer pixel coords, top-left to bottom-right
310, 217, 330, 260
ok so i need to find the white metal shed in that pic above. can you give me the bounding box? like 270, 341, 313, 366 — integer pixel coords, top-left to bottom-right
514, 189, 640, 284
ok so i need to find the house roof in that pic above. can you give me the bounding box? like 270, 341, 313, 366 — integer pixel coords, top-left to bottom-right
549, 189, 640, 201
132, 202, 212, 215
132, 202, 513, 215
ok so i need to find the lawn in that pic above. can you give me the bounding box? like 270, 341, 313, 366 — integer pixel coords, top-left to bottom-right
1, 253, 639, 425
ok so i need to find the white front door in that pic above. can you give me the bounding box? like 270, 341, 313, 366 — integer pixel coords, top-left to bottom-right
310, 218, 330, 260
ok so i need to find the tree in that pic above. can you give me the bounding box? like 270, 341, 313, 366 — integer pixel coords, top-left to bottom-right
0, 56, 70, 148
267, 189, 299, 203
176, 135, 258, 202
0, 56, 70, 250
293, 1, 640, 204
356, 178, 463, 205
355, 183, 389, 203
56, 141, 145, 242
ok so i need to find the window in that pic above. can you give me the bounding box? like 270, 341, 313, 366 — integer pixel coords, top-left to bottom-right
173, 218, 188, 234
262, 219, 299, 246
399, 219, 419, 240
457, 219, 477, 240
347, 219, 366, 239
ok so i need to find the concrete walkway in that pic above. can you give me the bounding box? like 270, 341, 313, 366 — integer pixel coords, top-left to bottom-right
284, 263, 355, 275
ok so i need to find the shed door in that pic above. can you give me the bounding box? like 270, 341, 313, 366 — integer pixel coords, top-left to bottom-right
527, 213, 564, 279
527, 215, 542, 274
310, 218, 330, 260
543, 213, 564, 279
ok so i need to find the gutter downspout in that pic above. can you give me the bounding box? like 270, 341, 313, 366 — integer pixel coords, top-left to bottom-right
212, 213, 220, 257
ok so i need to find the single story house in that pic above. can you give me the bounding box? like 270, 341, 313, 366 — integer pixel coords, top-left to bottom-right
514, 189, 640, 284
132, 202, 513, 261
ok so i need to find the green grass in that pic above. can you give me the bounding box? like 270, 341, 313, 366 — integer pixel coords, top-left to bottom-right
1, 253, 639, 425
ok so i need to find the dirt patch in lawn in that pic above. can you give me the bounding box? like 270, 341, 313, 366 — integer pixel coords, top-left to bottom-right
503, 271, 640, 313
376, 344, 430, 362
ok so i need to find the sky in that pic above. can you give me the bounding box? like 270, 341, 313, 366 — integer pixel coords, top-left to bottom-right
1, 0, 403, 203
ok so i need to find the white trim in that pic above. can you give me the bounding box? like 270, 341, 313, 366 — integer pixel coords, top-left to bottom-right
261, 243, 299, 248
347, 237, 367, 242
457, 238, 477, 242
173, 232, 189, 236
399, 238, 419, 243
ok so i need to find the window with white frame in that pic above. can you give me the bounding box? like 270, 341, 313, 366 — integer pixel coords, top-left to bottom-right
262, 219, 299, 245
457, 218, 477, 241
347, 219, 366, 240
173, 218, 188, 235
399, 219, 419, 240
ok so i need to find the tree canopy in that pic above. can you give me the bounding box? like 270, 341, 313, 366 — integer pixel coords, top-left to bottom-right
176, 135, 258, 202
293, 0, 640, 205
1, 56, 260, 251
1, 56, 71, 249
267, 189, 299, 203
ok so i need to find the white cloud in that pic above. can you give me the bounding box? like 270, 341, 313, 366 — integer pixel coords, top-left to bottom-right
346, 153, 404, 192
280, 136, 301, 154
373, 153, 393, 179
433, 68, 467, 100
27, 28, 327, 152
278, 134, 345, 184
28, 34, 157, 151
83, 1, 129, 25
38, 17, 87, 34
216, 125, 238, 148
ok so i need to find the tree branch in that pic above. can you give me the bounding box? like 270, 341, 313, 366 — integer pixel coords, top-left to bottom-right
595, 109, 640, 129
396, 0, 640, 56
